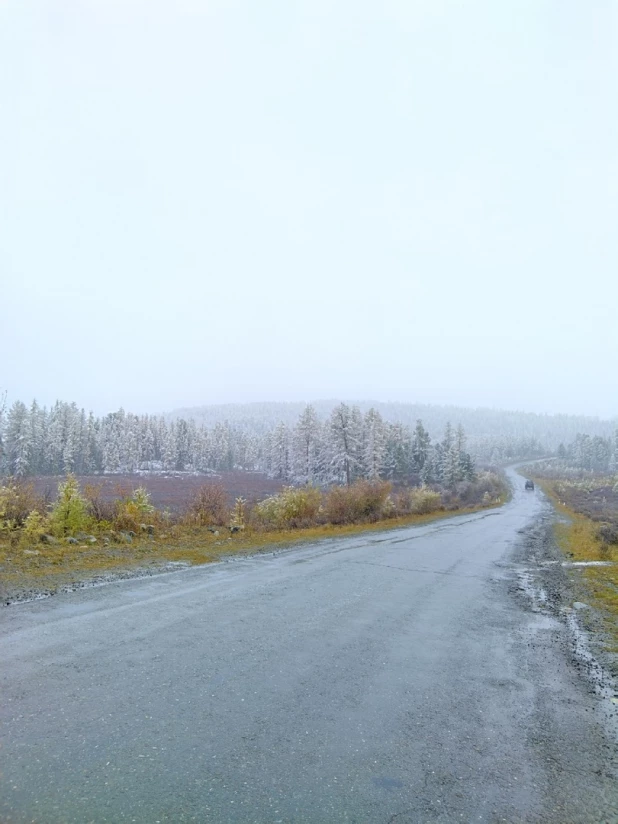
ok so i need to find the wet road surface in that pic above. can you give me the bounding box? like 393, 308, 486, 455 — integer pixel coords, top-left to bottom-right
1, 469, 617, 822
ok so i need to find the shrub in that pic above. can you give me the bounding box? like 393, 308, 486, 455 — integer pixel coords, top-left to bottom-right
323, 481, 392, 525
253, 487, 321, 530
597, 522, 618, 546
0, 484, 18, 536
114, 487, 156, 533
20, 510, 48, 546
0, 481, 44, 530
83, 483, 116, 522
408, 486, 442, 515
455, 471, 507, 506
230, 497, 247, 530
49, 476, 91, 537
393, 490, 413, 515
188, 484, 228, 527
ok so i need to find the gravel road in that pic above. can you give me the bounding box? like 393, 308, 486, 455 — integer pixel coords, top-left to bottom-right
1, 468, 617, 823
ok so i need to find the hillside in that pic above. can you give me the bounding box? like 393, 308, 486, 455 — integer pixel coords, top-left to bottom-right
169, 400, 617, 449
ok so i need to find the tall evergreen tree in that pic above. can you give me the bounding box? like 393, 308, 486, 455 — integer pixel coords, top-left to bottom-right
5, 401, 31, 476
363, 408, 388, 479
412, 419, 431, 471
328, 403, 362, 486
292, 405, 322, 484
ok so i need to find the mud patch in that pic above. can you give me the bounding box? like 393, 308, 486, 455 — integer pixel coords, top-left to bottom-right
511, 508, 618, 742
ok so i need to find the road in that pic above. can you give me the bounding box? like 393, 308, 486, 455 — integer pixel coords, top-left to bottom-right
1, 468, 617, 823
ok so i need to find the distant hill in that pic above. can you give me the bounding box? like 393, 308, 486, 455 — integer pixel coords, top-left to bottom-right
168, 400, 617, 449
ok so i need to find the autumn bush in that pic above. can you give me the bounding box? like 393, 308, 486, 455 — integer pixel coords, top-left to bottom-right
1, 470, 506, 548
323, 481, 393, 525
454, 471, 507, 507
253, 486, 322, 530
0, 481, 45, 531
597, 522, 618, 546
187, 484, 229, 527
83, 482, 117, 523
49, 476, 92, 537
407, 486, 443, 515
113, 486, 156, 533
19, 510, 48, 546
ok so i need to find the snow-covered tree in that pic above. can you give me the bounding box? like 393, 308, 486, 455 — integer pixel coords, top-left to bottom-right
363, 408, 388, 479
385, 422, 412, 480
412, 419, 431, 471
270, 422, 291, 480
327, 403, 363, 485
5, 401, 31, 476
291, 405, 322, 484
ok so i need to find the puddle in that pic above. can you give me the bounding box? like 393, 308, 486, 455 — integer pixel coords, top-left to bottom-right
516, 567, 549, 611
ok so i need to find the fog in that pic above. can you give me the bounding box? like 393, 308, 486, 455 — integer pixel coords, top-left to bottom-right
1, 1, 616, 418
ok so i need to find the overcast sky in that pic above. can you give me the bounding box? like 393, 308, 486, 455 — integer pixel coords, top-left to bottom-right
1, 0, 616, 418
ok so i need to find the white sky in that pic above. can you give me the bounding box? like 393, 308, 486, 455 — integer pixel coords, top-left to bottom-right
1, 0, 617, 417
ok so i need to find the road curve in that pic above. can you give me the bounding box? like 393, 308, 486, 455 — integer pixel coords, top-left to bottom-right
1, 469, 617, 823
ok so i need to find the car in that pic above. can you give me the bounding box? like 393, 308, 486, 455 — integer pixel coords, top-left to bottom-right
525, 480, 534, 491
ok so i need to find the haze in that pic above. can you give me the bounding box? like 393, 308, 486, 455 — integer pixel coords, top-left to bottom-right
1, 1, 616, 418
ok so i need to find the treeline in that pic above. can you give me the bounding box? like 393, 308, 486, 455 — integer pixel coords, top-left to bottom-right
555, 431, 618, 473
170, 400, 617, 447
1, 398, 481, 487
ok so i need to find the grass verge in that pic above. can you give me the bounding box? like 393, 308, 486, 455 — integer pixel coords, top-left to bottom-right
0, 499, 504, 603
535, 479, 618, 652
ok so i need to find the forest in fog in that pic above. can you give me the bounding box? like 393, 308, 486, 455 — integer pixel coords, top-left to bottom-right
1, 397, 616, 483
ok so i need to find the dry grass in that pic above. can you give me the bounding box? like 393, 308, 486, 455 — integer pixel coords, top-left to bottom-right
0, 499, 503, 602
537, 479, 618, 648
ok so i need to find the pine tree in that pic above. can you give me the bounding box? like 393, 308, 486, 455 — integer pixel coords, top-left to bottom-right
385, 422, 412, 480
327, 403, 362, 485
454, 424, 475, 481
175, 419, 191, 471
440, 422, 460, 487
271, 422, 291, 481
83, 412, 101, 474
292, 405, 322, 484
412, 420, 431, 471
0, 390, 7, 474
363, 408, 387, 480
610, 430, 618, 473
5, 401, 31, 476
28, 400, 44, 475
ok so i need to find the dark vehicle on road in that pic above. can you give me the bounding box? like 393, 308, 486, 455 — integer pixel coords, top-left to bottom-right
525, 479, 535, 491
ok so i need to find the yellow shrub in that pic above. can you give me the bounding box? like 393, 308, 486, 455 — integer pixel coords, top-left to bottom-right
323, 481, 393, 525
408, 486, 442, 515
253, 487, 322, 529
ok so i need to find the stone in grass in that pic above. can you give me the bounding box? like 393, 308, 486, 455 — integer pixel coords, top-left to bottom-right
66, 537, 79, 545
23, 549, 41, 556
40, 534, 58, 545
118, 532, 133, 544
85, 535, 97, 544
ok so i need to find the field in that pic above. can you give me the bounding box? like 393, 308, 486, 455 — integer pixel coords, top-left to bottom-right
551, 480, 618, 526
31, 471, 284, 512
